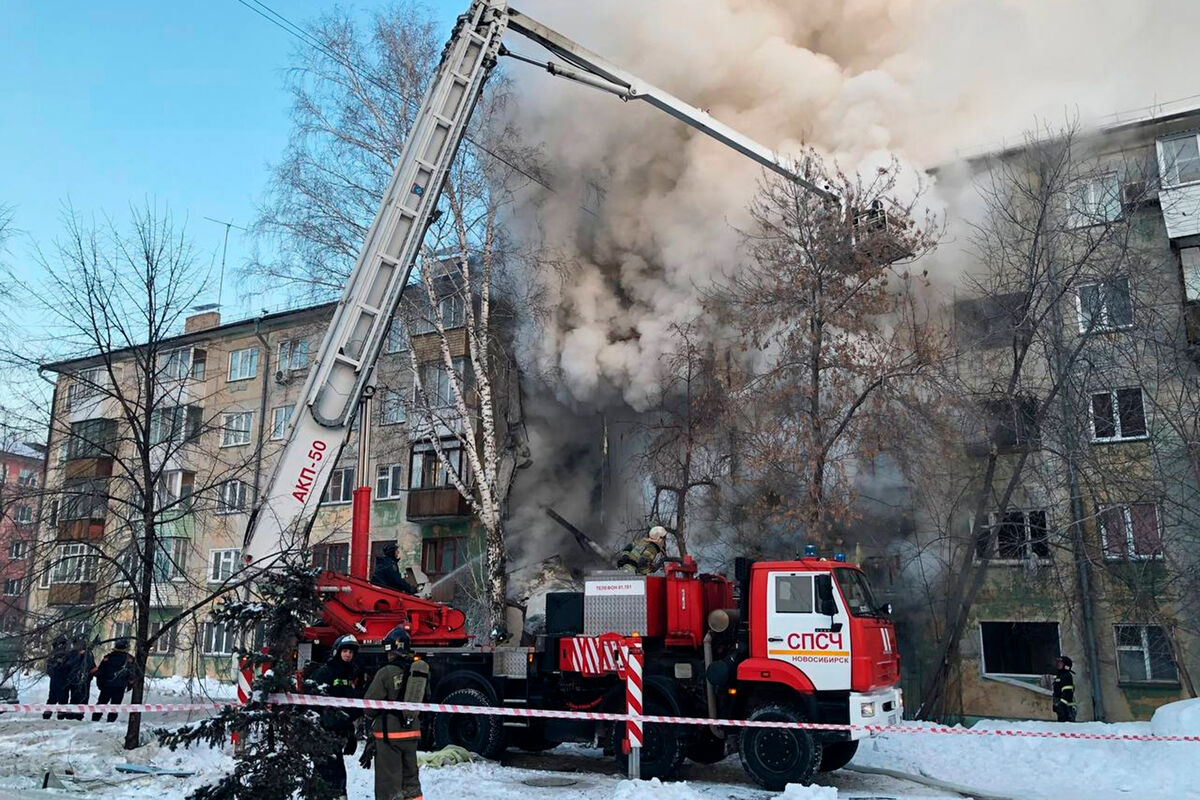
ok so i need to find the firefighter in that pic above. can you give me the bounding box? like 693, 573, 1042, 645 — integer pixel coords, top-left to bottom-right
63, 635, 94, 721
370, 543, 417, 595
1052, 655, 1077, 722
42, 635, 72, 720
616, 525, 669, 575
363, 625, 428, 800
310, 634, 363, 799
91, 638, 136, 722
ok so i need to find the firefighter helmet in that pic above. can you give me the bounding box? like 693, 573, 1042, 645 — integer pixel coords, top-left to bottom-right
648, 525, 668, 543
333, 634, 360, 654
382, 625, 412, 654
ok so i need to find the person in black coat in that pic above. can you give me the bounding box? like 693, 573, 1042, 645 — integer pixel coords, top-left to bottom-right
63, 636, 95, 721
309, 634, 364, 799
1052, 655, 1077, 722
91, 638, 135, 722
43, 636, 72, 720
370, 543, 416, 594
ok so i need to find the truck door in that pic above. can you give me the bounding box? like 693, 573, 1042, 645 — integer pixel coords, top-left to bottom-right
765, 571, 851, 691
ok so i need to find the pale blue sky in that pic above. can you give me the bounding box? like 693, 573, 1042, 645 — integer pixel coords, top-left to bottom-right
0, 0, 462, 321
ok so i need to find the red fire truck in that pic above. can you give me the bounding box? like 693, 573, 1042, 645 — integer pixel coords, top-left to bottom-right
297, 552, 900, 788
241, 1, 902, 788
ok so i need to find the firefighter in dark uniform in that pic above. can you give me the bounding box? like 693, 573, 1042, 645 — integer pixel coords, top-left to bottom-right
363, 625, 428, 800
310, 634, 363, 799
64, 636, 95, 721
616, 525, 669, 575
43, 636, 72, 719
1052, 655, 1077, 722
91, 638, 135, 722
371, 543, 417, 595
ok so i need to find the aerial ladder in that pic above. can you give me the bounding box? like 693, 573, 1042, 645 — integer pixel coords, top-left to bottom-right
242, 0, 838, 578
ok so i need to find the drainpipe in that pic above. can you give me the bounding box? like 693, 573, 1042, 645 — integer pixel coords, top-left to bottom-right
252, 318, 271, 508
1047, 273, 1106, 722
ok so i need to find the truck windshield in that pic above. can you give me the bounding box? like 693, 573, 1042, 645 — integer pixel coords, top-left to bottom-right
833, 568, 881, 617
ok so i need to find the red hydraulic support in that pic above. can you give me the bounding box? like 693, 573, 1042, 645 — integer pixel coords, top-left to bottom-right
350, 486, 372, 580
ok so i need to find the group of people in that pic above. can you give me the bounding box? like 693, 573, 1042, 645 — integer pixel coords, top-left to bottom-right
43, 635, 136, 722
306, 626, 428, 800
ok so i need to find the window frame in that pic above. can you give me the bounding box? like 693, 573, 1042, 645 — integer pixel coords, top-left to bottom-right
148, 619, 177, 656
8, 540, 29, 560
51, 542, 99, 584
1100, 503, 1164, 560
979, 620, 1062, 678
376, 463, 405, 500
226, 347, 259, 382
1114, 624, 1179, 685
277, 338, 310, 372
408, 441, 467, 490
380, 389, 407, 425
270, 405, 294, 441
13, 504, 33, 524
974, 509, 1052, 563
322, 467, 355, 505
1089, 387, 1148, 443
1069, 173, 1122, 228
217, 479, 250, 515
1076, 276, 1134, 333
1158, 133, 1200, 188
152, 537, 189, 583
221, 411, 254, 448
201, 620, 236, 656
2, 578, 22, 596
208, 548, 240, 583
65, 367, 106, 410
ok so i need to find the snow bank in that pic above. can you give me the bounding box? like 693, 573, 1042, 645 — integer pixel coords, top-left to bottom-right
853, 719, 1199, 800
1151, 697, 1200, 736
780, 783, 838, 799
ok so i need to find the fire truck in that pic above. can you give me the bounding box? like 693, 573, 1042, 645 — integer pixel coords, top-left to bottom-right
241, 0, 902, 788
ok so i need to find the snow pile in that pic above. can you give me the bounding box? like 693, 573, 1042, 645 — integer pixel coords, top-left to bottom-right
853, 719, 1200, 800
1151, 698, 1200, 737
780, 783, 837, 799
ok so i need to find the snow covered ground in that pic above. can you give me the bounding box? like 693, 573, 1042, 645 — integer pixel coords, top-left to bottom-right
2, 670, 1197, 800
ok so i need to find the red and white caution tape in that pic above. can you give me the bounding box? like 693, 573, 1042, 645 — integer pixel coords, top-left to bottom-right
5, 695, 1200, 743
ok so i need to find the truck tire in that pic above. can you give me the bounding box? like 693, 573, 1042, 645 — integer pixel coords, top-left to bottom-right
817, 740, 858, 772
738, 703, 823, 790
433, 687, 507, 760
686, 729, 728, 764
611, 700, 686, 780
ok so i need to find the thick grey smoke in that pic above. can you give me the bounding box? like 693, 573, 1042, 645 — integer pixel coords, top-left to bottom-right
505, 0, 1200, 406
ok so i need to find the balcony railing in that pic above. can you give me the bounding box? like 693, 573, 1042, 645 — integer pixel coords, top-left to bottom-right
57, 518, 106, 542
47, 582, 96, 606
407, 488, 471, 521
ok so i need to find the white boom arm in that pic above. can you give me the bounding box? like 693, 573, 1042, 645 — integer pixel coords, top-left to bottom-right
243, 0, 829, 566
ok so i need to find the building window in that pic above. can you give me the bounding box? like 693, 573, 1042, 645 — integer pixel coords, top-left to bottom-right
46, 498, 58, 527
14, 505, 33, 524
150, 405, 202, 446
1181, 248, 1200, 302
311, 542, 350, 575
2, 579, 22, 596
113, 621, 133, 641
1077, 277, 1133, 333
159, 347, 206, 381
61, 478, 107, 522
1090, 388, 1147, 442
149, 619, 177, 655
420, 537, 465, 580
381, 390, 407, 425
1159, 134, 1200, 187
386, 321, 408, 353
153, 538, 188, 583
1100, 504, 1163, 560
67, 418, 116, 459
65, 367, 105, 409
412, 295, 467, 335
409, 442, 466, 490
201, 621, 235, 656
51, 543, 99, 584
980, 621, 1060, 676
322, 467, 355, 504
221, 412, 254, 447
376, 463, 404, 500
227, 347, 259, 382
17, 469, 37, 488
416, 358, 467, 408
218, 480, 250, 514
8, 540, 28, 560
208, 548, 240, 583
1115, 624, 1178, 684
975, 509, 1051, 561
1069, 174, 1121, 227
155, 470, 195, 514
271, 405, 294, 440
278, 339, 309, 372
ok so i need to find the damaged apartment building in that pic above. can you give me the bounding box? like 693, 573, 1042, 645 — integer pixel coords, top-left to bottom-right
25, 261, 512, 678
923, 104, 1200, 722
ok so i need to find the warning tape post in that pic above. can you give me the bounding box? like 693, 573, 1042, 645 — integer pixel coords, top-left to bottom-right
4, 696, 1199, 743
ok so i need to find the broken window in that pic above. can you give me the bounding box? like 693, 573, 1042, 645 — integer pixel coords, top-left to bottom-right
1069, 174, 1122, 227
1077, 277, 1133, 332
1115, 624, 1178, 683
976, 509, 1051, 561
310, 542, 349, 575
1100, 503, 1163, 559
1090, 388, 1147, 441
954, 292, 1030, 350
980, 621, 1059, 676
980, 395, 1040, 452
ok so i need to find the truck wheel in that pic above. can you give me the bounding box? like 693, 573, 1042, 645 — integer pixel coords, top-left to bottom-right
610, 700, 685, 779
433, 687, 507, 760
738, 703, 823, 790
686, 729, 728, 764
817, 739, 858, 772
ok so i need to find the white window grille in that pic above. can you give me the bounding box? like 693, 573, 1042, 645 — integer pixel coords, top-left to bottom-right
227, 347, 259, 382
221, 412, 253, 447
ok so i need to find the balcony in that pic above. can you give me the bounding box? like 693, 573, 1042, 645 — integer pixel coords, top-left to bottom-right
407, 488, 471, 521
64, 457, 114, 480
57, 519, 106, 542
47, 582, 96, 606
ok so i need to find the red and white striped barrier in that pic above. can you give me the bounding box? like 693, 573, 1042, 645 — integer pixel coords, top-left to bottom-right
6, 694, 1200, 743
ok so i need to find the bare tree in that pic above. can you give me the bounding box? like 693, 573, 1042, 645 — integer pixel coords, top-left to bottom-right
712, 153, 941, 548
7, 206, 260, 748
